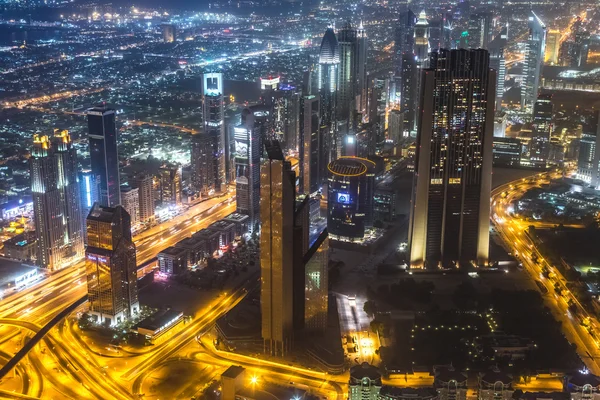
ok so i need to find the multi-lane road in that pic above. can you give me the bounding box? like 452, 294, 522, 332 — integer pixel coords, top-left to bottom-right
492, 171, 600, 375
0, 193, 236, 397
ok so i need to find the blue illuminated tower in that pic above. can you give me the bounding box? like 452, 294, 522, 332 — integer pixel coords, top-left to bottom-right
87, 105, 121, 207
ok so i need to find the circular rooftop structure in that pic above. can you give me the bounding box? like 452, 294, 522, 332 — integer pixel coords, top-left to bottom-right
327, 157, 373, 177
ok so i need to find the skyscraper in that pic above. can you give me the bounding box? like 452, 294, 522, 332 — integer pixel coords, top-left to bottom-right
545, 29, 560, 65
234, 109, 261, 232
85, 204, 139, 325
88, 106, 121, 207
201, 72, 226, 192
318, 27, 340, 171
30, 130, 85, 270
395, 10, 417, 135
120, 186, 140, 227
409, 49, 495, 268
577, 112, 600, 187
79, 170, 99, 229
468, 13, 493, 49
279, 83, 302, 154
303, 229, 329, 332
129, 173, 155, 225
191, 133, 218, 197
530, 94, 553, 168
522, 12, 546, 110
260, 140, 295, 356
488, 28, 507, 111
394, 9, 417, 77
299, 95, 321, 194
413, 11, 430, 134
338, 22, 358, 126
356, 22, 368, 120
159, 164, 182, 206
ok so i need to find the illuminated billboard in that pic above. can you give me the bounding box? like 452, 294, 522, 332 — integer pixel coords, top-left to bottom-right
337, 193, 351, 204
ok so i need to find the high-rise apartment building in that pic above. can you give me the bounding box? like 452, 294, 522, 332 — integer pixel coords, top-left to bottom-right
300, 95, 321, 194
577, 111, 600, 187
88, 106, 121, 207
488, 28, 507, 111
279, 83, 302, 154
303, 229, 329, 332
356, 22, 368, 119
120, 186, 140, 227
394, 10, 417, 135
199, 72, 226, 193
85, 204, 139, 325
159, 164, 182, 206
30, 130, 85, 270
260, 140, 295, 356
80, 170, 100, 228
530, 94, 553, 168
234, 110, 261, 232
409, 49, 495, 268
318, 27, 340, 172
337, 22, 359, 126
521, 12, 546, 110
129, 173, 155, 224
468, 13, 493, 49
545, 30, 560, 65
413, 11, 430, 134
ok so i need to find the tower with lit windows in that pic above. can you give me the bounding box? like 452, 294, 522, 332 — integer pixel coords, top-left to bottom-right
530, 94, 553, 168
192, 72, 226, 195
522, 11, 546, 110
409, 49, 495, 268
87, 105, 121, 207
260, 140, 296, 356
318, 27, 340, 177
85, 203, 139, 326
234, 109, 261, 232
30, 130, 85, 270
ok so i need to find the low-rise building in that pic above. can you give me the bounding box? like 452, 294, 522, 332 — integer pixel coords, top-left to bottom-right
349, 363, 382, 400
208, 220, 236, 248
564, 371, 600, 400
133, 308, 183, 342
174, 236, 207, 267
222, 213, 250, 237
378, 387, 439, 400
493, 137, 522, 167
478, 368, 513, 400
434, 365, 468, 400
192, 229, 221, 255
157, 246, 187, 275
3, 232, 37, 262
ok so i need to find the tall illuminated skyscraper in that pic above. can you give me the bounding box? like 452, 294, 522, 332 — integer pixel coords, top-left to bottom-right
129, 173, 155, 225
87, 106, 121, 207
530, 94, 553, 168
85, 204, 139, 325
234, 109, 261, 232
199, 72, 226, 193
79, 170, 99, 227
545, 30, 560, 65
300, 95, 321, 194
260, 140, 295, 356
412, 11, 430, 134
338, 22, 358, 126
356, 22, 368, 119
409, 49, 495, 269
522, 12, 546, 110
304, 229, 329, 332
488, 27, 507, 111
318, 27, 340, 174
30, 130, 85, 270
468, 12, 493, 49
